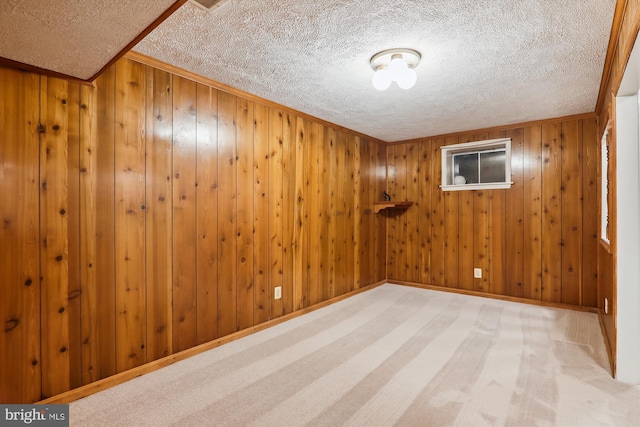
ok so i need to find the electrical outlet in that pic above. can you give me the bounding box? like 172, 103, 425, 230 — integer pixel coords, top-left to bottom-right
473, 268, 482, 278
604, 297, 608, 314
274, 286, 282, 300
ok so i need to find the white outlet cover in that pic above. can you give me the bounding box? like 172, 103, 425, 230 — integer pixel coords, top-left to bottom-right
274, 286, 282, 300
474, 268, 482, 278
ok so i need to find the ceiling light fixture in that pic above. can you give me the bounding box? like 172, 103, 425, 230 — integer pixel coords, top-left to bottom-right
370, 48, 421, 91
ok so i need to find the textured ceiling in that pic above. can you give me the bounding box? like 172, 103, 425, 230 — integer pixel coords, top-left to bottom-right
135, 0, 616, 142
0, 0, 177, 80
0, 0, 616, 142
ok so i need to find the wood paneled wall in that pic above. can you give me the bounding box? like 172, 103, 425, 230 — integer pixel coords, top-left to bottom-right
0, 58, 386, 403
384, 119, 599, 306
596, 0, 640, 369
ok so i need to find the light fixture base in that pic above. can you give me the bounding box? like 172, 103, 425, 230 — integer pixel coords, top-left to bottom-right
370, 48, 421, 71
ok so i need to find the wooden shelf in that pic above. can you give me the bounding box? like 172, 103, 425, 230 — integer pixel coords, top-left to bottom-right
373, 201, 413, 213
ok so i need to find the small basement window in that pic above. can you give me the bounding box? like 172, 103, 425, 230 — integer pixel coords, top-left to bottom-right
440, 138, 512, 191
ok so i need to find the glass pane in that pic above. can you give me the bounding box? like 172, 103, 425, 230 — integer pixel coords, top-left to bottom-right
453, 153, 478, 184
479, 150, 505, 183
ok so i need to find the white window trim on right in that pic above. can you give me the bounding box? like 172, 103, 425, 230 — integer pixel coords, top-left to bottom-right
440, 137, 513, 191
600, 123, 610, 246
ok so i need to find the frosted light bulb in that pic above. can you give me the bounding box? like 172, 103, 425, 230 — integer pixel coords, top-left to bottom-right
397, 67, 417, 89
388, 56, 408, 81
372, 68, 392, 90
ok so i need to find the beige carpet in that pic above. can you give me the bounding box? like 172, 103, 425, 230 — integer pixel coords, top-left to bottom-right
70, 284, 640, 427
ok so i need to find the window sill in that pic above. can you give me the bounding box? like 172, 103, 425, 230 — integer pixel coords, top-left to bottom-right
440, 182, 513, 191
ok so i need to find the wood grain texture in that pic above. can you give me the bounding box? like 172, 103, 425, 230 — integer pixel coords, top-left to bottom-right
385, 119, 599, 307
308, 122, 322, 306
236, 98, 255, 330
196, 84, 219, 343
66, 83, 82, 392
541, 123, 562, 303
217, 91, 238, 337
321, 127, 334, 300
345, 134, 357, 293
93, 66, 117, 382
405, 143, 420, 283
281, 112, 296, 315
326, 128, 338, 300
418, 140, 432, 285
335, 128, 347, 296
0, 68, 41, 403
5, 57, 388, 403
146, 67, 173, 360
114, 59, 147, 373
268, 109, 284, 319
504, 129, 524, 298
40, 77, 71, 398
581, 118, 598, 308
560, 120, 582, 306
293, 117, 307, 310
172, 75, 198, 352
79, 82, 100, 386
442, 136, 460, 289
253, 103, 270, 324
523, 125, 543, 300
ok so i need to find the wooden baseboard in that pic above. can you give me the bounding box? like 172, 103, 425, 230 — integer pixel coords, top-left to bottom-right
598, 308, 616, 377
38, 280, 386, 404
388, 279, 600, 314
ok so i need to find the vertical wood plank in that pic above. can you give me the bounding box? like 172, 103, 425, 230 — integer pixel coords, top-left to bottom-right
327, 128, 338, 299
406, 142, 420, 283
236, 98, 255, 329
308, 122, 322, 305
523, 125, 543, 300
321, 127, 333, 296
353, 136, 362, 289
488, 130, 507, 296
145, 67, 173, 360
458, 134, 475, 291
473, 190, 490, 292
40, 77, 71, 398
196, 84, 219, 343
488, 190, 506, 295
334, 131, 347, 295
431, 138, 446, 287
66, 83, 82, 391
472, 133, 490, 293
581, 118, 599, 307
172, 76, 197, 351
359, 138, 373, 286
443, 136, 460, 288
418, 140, 432, 285
253, 103, 270, 323
268, 109, 284, 319
114, 59, 147, 372
346, 135, 358, 292
93, 66, 117, 380
79, 82, 99, 385
0, 68, 41, 403
375, 142, 387, 281
394, 144, 408, 281
293, 117, 306, 309
281, 112, 295, 314
505, 128, 525, 297
217, 91, 238, 336
560, 120, 582, 305
541, 122, 562, 302
385, 145, 396, 280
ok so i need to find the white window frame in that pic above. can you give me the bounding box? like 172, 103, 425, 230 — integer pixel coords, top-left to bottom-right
440, 138, 513, 191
